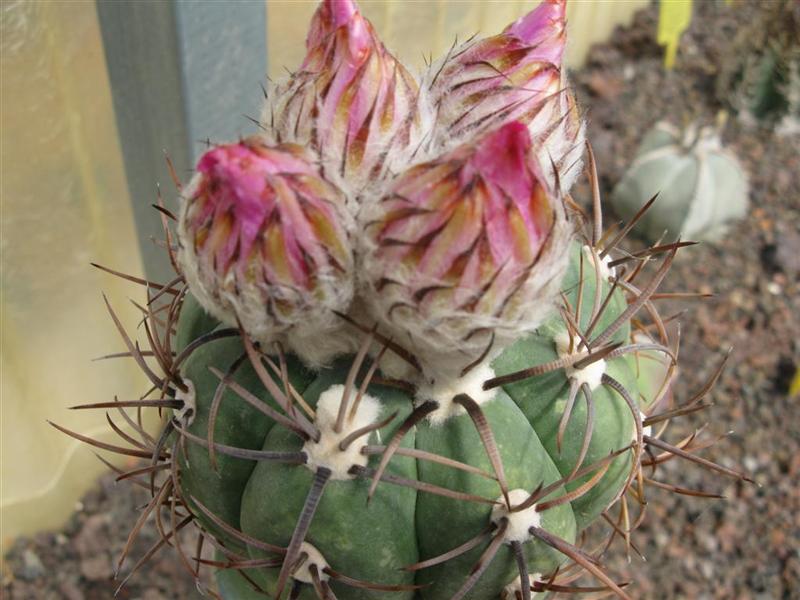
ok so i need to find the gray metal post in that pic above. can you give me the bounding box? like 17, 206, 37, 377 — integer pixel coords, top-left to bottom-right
96, 0, 267, 281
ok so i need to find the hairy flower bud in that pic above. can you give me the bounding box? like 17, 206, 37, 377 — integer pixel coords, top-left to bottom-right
421, 0, 585, 190
177, 138, 355, 364
361, 122, 570, 377
263, 0, 419, 195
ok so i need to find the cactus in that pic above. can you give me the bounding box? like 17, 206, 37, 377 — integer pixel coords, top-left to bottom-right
611, 121, 749, 243
715, 0, 800, 134
723, 0, 800, 131
54, 1, 751, 599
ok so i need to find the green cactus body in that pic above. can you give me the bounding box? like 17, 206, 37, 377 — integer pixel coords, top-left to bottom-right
239, 370, 418, 599
216, 562, 269, 600
413, 392, 575, 599
493, 244, 637, 531
175, 291, 221, 352
177, 331, 314, 553
167, 242, 654, 599
176, 340, 580, 599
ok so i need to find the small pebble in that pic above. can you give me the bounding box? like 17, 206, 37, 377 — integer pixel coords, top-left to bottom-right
19, 549, 45, 581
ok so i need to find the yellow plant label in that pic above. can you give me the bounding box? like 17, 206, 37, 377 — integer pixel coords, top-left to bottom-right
657, 0, 693, 69
790, 367, 800, 398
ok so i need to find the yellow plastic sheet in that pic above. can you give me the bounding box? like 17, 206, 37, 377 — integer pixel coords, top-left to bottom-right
267, 0, 649, 79
1, 1, 150, 549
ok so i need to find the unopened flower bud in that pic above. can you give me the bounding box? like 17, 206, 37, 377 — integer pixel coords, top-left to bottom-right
264, 0, 419, 195
422, 0, 585, 190
178, 138, 355, 364
361, 122, 570, 377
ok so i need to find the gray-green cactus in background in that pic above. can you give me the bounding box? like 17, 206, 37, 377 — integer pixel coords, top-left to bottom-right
611, 121, 749, 243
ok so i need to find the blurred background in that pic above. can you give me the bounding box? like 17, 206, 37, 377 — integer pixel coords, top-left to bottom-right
1, 0, 798, 598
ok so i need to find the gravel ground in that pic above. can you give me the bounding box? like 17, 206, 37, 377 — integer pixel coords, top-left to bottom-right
572, 2, 800, 598
3, 2, 799, 599
1, 472, 212, 599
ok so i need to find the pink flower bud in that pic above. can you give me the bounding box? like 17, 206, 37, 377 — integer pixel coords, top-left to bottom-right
265, 0, 419, 193
178, 138, 355, 363
361, 122, 570, 376
422, 0, 584, 190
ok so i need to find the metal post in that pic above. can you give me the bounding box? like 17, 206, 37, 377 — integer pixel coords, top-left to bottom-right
96, 0, 267, 281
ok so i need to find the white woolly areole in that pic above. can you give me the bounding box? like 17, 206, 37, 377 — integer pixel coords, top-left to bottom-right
634, 409, 653, 442
302, 384, 382, 480
554, 331, 606, 391
291, 542, 330, 584
502, 574, 542, 600
581, 244, 615, 281
416, 363, 498, 426
174, 379, 196, 427
491, 489, 541, 544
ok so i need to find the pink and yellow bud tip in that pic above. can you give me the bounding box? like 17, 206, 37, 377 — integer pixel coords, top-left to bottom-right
419, 0, 583, 190
266, 0, 419, 193
361, 121, 570, 377
424, 0, 566, 141
177, 137, 355, 364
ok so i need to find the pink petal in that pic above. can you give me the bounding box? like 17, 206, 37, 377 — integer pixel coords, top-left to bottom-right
506, 0, 566, 59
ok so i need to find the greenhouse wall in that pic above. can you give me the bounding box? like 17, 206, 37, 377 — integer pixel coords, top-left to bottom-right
1, 1, 147, 548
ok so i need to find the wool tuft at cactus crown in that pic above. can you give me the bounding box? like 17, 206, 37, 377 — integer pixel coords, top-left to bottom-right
54, 1, 751, 598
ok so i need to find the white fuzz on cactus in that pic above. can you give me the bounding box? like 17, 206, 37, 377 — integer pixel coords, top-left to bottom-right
581, 244, 615, 281
177, 138, 357, 366
502, 574, 543, 600
491, 489, 542, 543
635, 409, 653, 442
290, 543, 331, 585
302, 384, 382, 479
173, 379, 197, 427
416, 362, 498, 426
554, 330, 606, 391
611, 121, 749, 243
